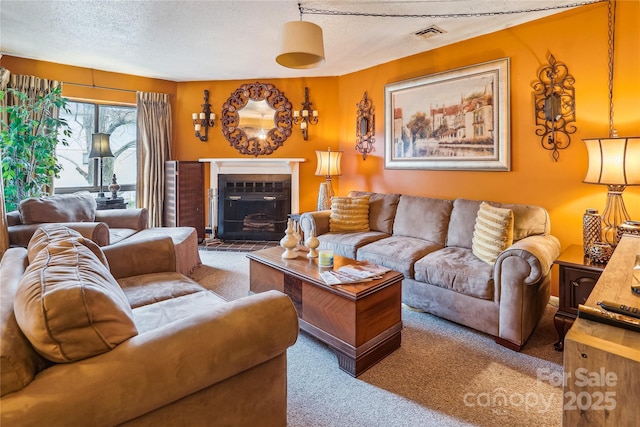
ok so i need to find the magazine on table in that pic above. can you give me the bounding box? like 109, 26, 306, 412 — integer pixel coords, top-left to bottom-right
319, 261, 390, 285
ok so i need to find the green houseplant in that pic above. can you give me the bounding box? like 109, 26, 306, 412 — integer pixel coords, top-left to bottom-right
0, 86, 71, 212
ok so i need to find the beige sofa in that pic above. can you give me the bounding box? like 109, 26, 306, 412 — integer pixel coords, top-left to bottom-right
7, 191, 149, 247
300, 191, 560, 350
0, 224, 299, 427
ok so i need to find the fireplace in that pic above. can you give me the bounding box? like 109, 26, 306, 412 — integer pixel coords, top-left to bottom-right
199, 158, 306, 241
218, 174, 291, 241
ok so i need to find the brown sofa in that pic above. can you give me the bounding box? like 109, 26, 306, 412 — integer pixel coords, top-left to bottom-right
0, 224, 299, 427
300, 191, 561, 350
7, 191, 149, 247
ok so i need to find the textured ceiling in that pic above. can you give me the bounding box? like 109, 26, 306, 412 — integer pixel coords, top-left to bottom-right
0, 0, 589, 82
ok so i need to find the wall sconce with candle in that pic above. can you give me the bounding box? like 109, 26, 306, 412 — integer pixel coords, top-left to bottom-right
192, 89, 216, 142
293, 87, 318, 140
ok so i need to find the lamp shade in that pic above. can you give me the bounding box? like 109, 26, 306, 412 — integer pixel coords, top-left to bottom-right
276, 21, 325, 69
315, 149, 342, 177
583, 137, 640, 185
89, 133, 114, 158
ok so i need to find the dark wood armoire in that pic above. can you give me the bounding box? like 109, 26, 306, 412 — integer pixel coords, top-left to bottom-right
164, 161, 205, 241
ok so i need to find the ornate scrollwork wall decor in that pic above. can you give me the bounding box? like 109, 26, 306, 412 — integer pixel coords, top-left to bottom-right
355, 91, 375, 160
221, 82, 293, 156
533, 54, 576, 161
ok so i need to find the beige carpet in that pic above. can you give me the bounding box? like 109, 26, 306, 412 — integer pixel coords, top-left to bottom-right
192, 249, 564, 427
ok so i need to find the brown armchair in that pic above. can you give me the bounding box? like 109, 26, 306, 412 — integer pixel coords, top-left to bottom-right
7, 191, 148, 247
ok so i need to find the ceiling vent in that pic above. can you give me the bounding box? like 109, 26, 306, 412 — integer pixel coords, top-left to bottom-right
413, 25, 446, 40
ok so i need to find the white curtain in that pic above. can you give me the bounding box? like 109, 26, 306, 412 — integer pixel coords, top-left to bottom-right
136, 91, 172, 228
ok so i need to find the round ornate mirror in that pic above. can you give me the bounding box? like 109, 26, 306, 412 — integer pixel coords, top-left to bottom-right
221, 82, 293, 156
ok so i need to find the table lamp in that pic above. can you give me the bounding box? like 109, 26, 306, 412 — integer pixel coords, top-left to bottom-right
89, 133, 114, 200
583, 136, 640, 246
315, 148, 342, 210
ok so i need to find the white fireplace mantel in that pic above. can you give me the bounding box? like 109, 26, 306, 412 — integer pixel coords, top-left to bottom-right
199, 158, 306, 232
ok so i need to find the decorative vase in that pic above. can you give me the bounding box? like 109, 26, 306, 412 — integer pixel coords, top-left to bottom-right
280, 219, 298, 259
587, 242, 613, 265
583, 209, 601, 255
305, 230, 319, 258
617, 220, 640, 243
109, 173, 121, 199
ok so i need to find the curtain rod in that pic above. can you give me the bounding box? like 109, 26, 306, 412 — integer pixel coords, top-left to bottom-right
62, 81, 137, 93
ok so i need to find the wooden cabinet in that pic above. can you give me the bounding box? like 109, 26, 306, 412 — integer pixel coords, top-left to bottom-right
164, 161, 204, 241
553, 245, 604, 351
563, 236, 640, 426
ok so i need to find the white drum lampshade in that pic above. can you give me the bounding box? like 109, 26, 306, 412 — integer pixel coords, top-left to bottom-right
315, 149, 342, 210
583, 136, 640, 245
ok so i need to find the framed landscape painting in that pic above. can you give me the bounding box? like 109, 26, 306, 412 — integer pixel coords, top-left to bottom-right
384, 58, 510, 171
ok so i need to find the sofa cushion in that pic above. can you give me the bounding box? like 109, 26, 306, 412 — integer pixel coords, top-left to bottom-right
118, 272, 209, 308
19, 191, 97, 225
349, 191, 400, 234
0, 248, 50, 397
329, 195, 370, 232
15, 239, 138, 363
27, 224, 109, 267
356, 235, 442, 279
318, 230, 389, 259
393, 196, 453, 245
414, 247, 495, 300
132, 291, 227, 333
472, 202, 514, 264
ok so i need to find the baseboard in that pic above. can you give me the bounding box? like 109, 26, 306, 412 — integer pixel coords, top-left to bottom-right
548, 295, 559, 308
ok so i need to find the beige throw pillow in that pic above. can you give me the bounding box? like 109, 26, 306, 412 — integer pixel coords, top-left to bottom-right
472, 202, 514, 265
329, 196, 370, 233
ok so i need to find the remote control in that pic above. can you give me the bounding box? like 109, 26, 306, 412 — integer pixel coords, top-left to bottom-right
577, 304, 640, 333
597, 301, 640, 320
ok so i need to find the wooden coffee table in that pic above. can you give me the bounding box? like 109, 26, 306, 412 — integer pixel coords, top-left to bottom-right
247, 246, 403, 377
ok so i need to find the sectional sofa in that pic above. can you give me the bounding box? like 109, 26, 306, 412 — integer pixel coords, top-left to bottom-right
0, 224, 299, 426
300, 191, 561, 350
6, 191, 148, 247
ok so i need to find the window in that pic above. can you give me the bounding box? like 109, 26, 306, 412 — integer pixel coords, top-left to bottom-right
55, 102, 137, 205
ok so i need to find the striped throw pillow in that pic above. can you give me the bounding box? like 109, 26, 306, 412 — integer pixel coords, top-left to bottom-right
329, 196, 370, 232
472, 202, 514, 264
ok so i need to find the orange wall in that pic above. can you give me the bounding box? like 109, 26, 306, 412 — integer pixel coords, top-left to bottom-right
2, 1, 639, 296
173, 78, 340, 213
335, 1, 640, 255
0, 57, 177, 105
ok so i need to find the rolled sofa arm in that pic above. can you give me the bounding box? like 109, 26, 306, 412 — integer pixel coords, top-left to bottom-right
8, 222, 110, 248
95, 208, 148, 231
0, 290, 299, 427
102, 236, 177, 279
299, 210, 331, 240
495, 234, 561, 285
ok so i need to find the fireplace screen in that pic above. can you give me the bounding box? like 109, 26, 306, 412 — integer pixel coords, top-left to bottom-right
218, 174, 291, 241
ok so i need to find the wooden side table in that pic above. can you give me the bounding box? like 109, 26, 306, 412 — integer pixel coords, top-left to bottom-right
553, 244, 605, 351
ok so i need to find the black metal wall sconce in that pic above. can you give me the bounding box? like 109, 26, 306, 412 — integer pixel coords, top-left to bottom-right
192, 89, 216, 142
355, 91, 375, 160
293, 87, 318, 140
533, 54, 576, 161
